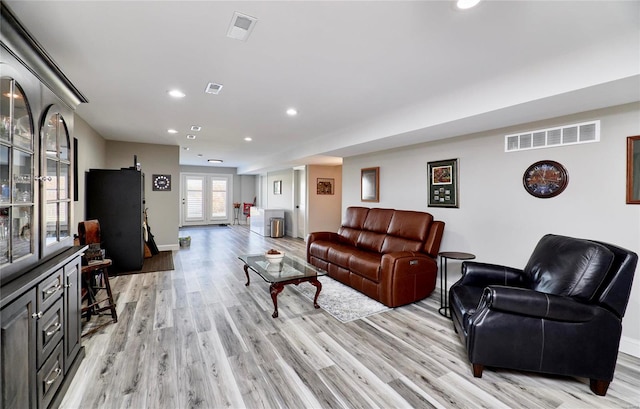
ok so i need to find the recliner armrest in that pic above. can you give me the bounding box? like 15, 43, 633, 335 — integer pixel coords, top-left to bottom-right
481, 286, 596, 322
307, 231, 339, 243
460, 261, 524, 287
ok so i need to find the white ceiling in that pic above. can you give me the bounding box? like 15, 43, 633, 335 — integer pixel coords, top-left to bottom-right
5, 1, 639, 174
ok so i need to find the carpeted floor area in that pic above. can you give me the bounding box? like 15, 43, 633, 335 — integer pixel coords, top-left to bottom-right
117, 250, 174, 275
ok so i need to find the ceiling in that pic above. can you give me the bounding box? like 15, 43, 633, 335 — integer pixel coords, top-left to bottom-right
5, 1, 639, 174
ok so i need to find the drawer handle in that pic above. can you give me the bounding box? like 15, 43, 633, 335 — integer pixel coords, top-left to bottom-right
44, 284, 62, 296
32, 311, 43, 319
44, 367, 62, 386
64, 282, 73, 288
45, 322, 62, 337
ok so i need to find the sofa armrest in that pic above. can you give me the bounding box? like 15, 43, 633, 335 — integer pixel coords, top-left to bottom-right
459, 261, 524, 287
307, 231, 339, 243
306, 231, 340, 262
481, 286, 596, 322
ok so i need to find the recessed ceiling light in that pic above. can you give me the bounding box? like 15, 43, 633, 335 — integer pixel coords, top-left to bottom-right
186, 134, 196, 140
167, 129, 178, 134
190, 125, 202, 131
168, 89, 185, 98
205, 82, 223, 95
456, 0, 481, 9
208, 159, 223, 163
286, 108, 298, 116
244, 137, 252, 142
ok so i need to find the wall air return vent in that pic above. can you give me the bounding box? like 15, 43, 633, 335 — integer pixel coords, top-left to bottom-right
505, 120, 600, 152
226, 12, 258, 41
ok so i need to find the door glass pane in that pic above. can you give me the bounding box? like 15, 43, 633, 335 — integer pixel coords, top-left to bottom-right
1, 146, 9, 203
58, 118, 69, 160
12, 83, 32, 150
0, 207, 8, 264
45, 202, 57, 245
46, 159, 58, 200
210, 178, 227, 218
0, 78, 10, 142
60, 163, 69, 200
186, 178, 203, 219
60, 202, 69, 240
12, 149, 32, 203
12, 205, 32, 259
44, 114, 58, 158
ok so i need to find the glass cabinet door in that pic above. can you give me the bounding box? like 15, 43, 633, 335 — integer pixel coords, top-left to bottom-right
0, 77, 34, 267
41, 106, 71, 247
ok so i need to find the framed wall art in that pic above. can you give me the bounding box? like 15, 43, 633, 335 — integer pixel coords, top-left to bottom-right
274, 180, 282, 195
427, 159, 458, 208
627, 135, 640, 204
361, 167, 379, 202
317, 178, 334, 195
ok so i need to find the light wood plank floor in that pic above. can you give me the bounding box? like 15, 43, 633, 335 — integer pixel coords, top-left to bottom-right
62, 225, 640, 409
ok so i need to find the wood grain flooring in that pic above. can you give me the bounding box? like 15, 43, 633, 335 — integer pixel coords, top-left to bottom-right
62, 224, 640, 409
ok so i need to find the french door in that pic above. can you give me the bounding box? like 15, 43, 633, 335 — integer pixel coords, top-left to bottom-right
181, 173, 232, 226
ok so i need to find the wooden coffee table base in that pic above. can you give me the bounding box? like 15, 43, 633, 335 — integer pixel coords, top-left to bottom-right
244, 264, 322, 318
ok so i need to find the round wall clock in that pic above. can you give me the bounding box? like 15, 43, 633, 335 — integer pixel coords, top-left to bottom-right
523, 160, 568, 198
152, 174, 171, 191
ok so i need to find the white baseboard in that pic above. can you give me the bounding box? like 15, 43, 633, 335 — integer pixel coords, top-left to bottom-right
157, 244, 179, 252
619, 335, 640, 358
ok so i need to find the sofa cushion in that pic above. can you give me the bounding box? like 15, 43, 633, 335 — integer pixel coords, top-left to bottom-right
524, 234, 615, 301
357, 208, 393, 252
388, 210, 433, 241
327, 244, 356, 269
308, 240, 333, 261
338, 207, 369, 246
349, 250, 383, 282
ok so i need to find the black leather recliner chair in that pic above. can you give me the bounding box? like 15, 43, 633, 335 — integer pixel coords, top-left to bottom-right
449, 234, 637, 396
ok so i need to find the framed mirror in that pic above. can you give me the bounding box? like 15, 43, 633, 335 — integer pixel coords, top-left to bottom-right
361, 167, 379, 202
627, 135, 640, 204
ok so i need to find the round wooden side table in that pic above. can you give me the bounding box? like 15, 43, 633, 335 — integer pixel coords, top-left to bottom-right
439, 251, 475, 318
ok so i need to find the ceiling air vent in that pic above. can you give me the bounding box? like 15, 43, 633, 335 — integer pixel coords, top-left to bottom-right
205, 82, 223, 95
226, 12, 258, 42
505, 120, 600, 152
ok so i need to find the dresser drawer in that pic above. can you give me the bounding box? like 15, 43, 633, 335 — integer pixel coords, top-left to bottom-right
37, 341, 64, 409
37, 297, 64, 368
37, 269, 64, 313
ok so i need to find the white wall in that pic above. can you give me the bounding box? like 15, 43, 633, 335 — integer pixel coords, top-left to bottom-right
343, 102, 640, 357
266, 169, 294, 235
73, 115, 107, 228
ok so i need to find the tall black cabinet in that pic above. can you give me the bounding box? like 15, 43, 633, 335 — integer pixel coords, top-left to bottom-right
85, 168, 144, 272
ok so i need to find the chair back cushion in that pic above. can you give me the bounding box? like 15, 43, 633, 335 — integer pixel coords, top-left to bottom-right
524, 234, 614, 301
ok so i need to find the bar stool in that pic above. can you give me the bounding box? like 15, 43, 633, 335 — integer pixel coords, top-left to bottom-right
78, 220, 118, 336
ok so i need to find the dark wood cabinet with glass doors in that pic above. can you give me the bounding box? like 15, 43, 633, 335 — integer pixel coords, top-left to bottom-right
1, 3, 89, 408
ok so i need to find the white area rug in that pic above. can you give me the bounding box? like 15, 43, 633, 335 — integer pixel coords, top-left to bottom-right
294, 276, 392, 323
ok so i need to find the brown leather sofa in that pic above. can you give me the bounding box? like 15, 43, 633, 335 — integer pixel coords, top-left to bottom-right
307, 207, 445, 307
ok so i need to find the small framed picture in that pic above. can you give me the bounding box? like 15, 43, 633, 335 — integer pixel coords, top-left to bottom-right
274, 180, 282, 195
317, 178, 334, 195
428, 159, 458, 208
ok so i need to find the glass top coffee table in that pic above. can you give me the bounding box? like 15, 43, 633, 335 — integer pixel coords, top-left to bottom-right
238, 253, 327, 318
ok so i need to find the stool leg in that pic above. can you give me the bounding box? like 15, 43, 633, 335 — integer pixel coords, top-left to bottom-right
102, 268, 118, 322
